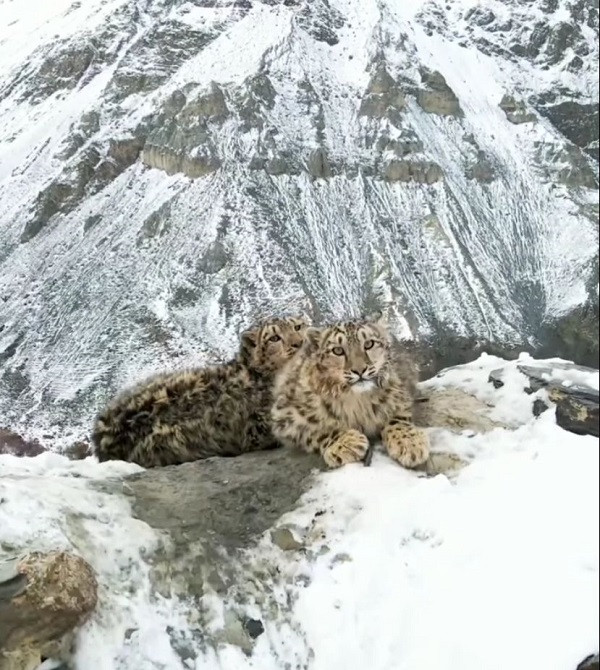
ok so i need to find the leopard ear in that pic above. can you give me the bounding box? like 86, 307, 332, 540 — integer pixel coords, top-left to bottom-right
241, 328, 258, 349
290, 314, 311, 328
364, 308, 385, 326
239, 327, 260, 364
305, 327, 322, 350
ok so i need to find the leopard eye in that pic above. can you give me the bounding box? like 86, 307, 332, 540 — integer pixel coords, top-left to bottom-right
332, 346, 345, 356
269, 334, 282, 343
294, 324, 302, 331
364, 339, 375, 350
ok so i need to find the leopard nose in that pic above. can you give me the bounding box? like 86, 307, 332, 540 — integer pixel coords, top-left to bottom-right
291, 340, 302, 349
351, 367, 368, 379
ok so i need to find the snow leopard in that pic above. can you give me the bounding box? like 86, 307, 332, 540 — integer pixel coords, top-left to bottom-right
270, 314, 429, 468
92, 315, 310, 468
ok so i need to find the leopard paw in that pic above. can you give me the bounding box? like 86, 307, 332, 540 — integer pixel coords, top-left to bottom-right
323, 430, 369, 468
383, 424, 429, 469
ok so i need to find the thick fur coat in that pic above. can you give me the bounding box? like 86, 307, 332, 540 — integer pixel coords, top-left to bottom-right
92, 316, 309, 467
271, 315, 429, 468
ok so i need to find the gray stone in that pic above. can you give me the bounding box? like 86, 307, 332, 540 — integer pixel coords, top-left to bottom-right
242, 618, 264, 640
84, 449, 322, 660
22, 135, 145, 243
270, 527, 304, 551
500, 94, 537, 124
532, 398, 549, 417
264, 156, 297, 176
359, 64, 405, 121
0, 552, 97, 670
553, 144, 599, 189
0, 430, 45, 458
141, 143, 221, 179
118, 449, 323, 551
466, 151, 495, 183
536, 101, 599, 160
383, 160, 443, 184
296, 0, 344, 46
555, 393, 599, 437
0, 559, 26, 603
417, 70, 463, 117
537, 301, 599, 371
306, 148, 332, 179
488, 369, 505, 389
139, 82, 230, 179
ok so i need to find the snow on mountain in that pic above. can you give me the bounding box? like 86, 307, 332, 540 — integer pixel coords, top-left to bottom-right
0, 0, 598, 445
0, 356, 597, 669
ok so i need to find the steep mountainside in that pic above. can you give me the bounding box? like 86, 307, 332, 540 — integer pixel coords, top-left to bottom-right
0, 0, 598, 445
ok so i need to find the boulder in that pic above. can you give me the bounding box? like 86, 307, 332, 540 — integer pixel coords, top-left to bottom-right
0, 552, 98, 670
383, 159, 443, 184
0, 431, 45, 458
555, 393, 599, 438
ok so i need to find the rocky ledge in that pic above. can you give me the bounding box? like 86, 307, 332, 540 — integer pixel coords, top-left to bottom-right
0, 366, 597, 669
489, 361, 599, 437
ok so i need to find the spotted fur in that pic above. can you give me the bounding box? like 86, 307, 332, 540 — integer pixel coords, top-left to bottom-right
271, 315, 429, 469
92, 316, 309, 467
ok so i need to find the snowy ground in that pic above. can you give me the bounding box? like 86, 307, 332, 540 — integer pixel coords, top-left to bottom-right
0, 354, 598, 670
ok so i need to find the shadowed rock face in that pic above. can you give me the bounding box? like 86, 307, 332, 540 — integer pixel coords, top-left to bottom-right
0, 0, 597, 444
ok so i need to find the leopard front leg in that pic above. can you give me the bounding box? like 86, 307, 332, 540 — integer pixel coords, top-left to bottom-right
272, 399, 369, 468
321, 429, 369, 468
382, 416, 429, 469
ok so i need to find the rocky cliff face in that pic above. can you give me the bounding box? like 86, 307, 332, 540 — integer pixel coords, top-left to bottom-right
0, 0, 598, 445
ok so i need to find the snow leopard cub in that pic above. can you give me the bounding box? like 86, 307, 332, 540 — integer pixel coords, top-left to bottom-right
92, 315, 310, 468
271, 314, 429, 468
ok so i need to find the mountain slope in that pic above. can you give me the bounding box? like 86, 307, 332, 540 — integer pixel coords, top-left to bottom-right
0, 0, 598, 445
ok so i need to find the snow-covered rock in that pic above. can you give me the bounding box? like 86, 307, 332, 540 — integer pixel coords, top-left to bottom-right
0, 0, 598, 445
0, 355, 597, 670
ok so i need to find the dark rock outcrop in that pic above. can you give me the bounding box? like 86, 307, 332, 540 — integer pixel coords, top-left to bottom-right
417, 70, 463, 117
120, 448, 324, 551
359, 65, 406, 122
500, 94, 537, 124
